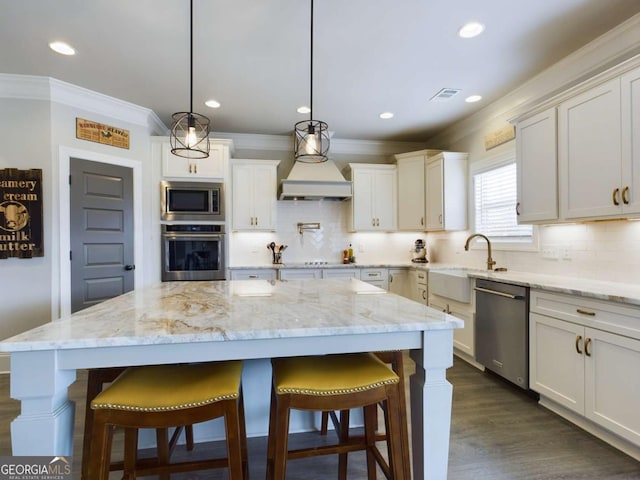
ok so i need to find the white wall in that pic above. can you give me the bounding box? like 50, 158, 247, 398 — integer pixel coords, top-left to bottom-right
421, 14, 640, 284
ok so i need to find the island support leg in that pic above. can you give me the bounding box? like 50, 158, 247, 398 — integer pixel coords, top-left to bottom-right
410, 329, 454, 480
10, 350, 76, 455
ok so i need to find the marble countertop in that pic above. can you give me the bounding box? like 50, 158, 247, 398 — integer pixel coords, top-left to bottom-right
0, 279, 462, 352
229, 263, 414, 270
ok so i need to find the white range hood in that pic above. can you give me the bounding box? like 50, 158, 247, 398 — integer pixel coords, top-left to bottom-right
279, 161, 352, 200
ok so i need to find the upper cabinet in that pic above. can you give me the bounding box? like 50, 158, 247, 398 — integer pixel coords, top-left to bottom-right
516, 107, 558, 223
347, 164, 397, 232
231, 159, 280, 231
559, 78, 622, 220
161, 140, 231, 179
425, 152, 468, 231
513, 56, 640, 223
395, 150, 467, 232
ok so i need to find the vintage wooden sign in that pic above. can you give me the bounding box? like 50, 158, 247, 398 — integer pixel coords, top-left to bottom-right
76, 117, 130, 149
0, 168, 44, 258
484, 124, 516, 150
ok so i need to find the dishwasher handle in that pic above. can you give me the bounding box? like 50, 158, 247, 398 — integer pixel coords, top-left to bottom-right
474, 286, 524, 300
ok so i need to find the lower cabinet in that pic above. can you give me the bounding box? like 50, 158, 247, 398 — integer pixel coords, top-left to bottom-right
279, 269, 322, 280
359, 268, 389, 290
410, 269, 428, 304
388, 268, 412, 300
230, 269, 277, 280
322, 268, 359, 279
530, 291, 640, 447
429, 293, 474, 358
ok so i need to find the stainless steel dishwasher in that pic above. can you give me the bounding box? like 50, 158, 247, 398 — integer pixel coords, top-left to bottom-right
474, 278, 530, 389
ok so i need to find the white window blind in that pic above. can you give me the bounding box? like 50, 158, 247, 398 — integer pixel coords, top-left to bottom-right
474, 162, 532, 241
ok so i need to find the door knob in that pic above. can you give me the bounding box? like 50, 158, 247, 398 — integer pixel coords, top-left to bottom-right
124, 265, 135, 271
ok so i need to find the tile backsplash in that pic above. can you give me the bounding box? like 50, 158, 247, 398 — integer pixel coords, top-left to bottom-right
229, 202, 640, 284
229, 201, 424, 266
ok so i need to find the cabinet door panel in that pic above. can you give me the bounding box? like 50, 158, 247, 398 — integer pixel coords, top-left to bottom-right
530, 313, 584, 413
516, 108, 558, 222
352, 169, 375, 230
397, 156, 426, 230
252, 165, 277, 230
621, 65, 640, 215
585, 328, 640, 445
231, 165, 255, 230
425, 159, 444, 230
374, 169, 397, 230
559, 79, 622, 219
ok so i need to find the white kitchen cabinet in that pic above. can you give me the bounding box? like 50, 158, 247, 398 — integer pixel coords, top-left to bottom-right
388, 268, 411, 299
396, 154, 426, 230
322, 268, 359, 279
621, 65, 640, 215
530, 290, 640, 447
230, 269, 277, 280
359, 268, 389, 290
425, 152, 467, 231
410, 269, 428, 304
278, 268, 322, 280
231, 159, 280, 231
161, 141, 229, 179
515, 107, 558, 223
347, 164, 397, 232
559, 78, 622, 219
428, 294, 475, 358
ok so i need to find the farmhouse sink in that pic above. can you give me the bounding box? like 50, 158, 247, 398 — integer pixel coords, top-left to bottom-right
428, 269, 472, 303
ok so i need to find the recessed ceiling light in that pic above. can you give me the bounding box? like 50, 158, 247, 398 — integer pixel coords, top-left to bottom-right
465, 95, 483, 103
49, 41, 76, 56
379, 112, 394, 119
458, 21, 485, 39
205, 99, 221, 108
297, 106, 311, 114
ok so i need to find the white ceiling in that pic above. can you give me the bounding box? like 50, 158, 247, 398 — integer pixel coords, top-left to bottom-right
2, 1, 640, 142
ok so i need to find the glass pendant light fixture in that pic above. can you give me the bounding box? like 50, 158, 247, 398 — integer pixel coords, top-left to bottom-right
294, 0, 329, 163
170, 0, 210, 159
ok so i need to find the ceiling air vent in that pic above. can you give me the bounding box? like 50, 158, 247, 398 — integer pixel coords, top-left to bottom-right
430, 88, 462, 102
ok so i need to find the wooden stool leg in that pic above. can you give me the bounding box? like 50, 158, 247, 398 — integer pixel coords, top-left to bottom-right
82, 371, 104, 479
155, 428, 170, 480
185, 424, 195, 451
266, 386, 278, 480
320, 411, 330, 435
272, 395, 292, 480
385, 386, 407, 480
88, 412, 114, 480
364, 404, 378, 480
338, 409, 350, 480
224, 398, 245, 480
238, 391, 250, 480
123, 428, 138, 480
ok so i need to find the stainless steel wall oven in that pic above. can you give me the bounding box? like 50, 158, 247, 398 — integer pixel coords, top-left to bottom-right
161, 224, 226, 281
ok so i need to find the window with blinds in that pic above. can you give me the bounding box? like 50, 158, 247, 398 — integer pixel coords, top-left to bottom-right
473, 162, 532, 242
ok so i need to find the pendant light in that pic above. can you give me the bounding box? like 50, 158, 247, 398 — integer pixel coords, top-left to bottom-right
294, 0, 329, 163
170, 0, 210, 159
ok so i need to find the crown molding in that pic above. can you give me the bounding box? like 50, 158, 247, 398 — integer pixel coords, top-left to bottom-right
0, 74, 167, 133
427, 12, 640, 147
216, 131, 427, 156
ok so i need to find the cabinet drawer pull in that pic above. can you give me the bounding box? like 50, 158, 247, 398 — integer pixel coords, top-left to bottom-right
367, 273, 378, 277
585, 337, 592, 357
613, 187, 620, 206
421, 217, 424, 226
248, 275, 258, 279
575, 335, 583, 354
622, 186, 630, 205
576, 308, 596, 316
516, 202, 521, 216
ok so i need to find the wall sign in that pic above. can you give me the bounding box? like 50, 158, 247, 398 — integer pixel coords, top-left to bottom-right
0, 169, 44, 259
484, 124, 516, 150
76, 117, 130, 149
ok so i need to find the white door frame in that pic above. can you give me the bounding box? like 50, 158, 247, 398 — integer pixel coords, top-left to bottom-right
57, 146, 143, 319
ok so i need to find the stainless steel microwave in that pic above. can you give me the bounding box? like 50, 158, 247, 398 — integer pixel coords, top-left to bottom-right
161, 181, 225, 222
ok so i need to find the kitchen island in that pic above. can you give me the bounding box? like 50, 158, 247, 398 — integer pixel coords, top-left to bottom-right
0, 278, 462, 480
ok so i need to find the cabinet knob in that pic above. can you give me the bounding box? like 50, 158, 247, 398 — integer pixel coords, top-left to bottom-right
613, 188, 620, 206
124, 264, 135, 271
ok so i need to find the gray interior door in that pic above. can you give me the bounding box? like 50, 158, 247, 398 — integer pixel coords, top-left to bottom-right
70, 158, 134, 313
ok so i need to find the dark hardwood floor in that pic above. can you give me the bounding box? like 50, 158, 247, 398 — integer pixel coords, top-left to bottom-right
1, 356, 638, 479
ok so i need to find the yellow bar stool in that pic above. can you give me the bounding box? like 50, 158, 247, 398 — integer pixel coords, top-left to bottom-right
320, 351, 411, 479
81, 367, 195, 479
87, 361, 248, 480
267, 353, 410, 480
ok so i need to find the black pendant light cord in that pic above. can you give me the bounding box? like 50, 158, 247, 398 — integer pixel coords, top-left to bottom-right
309, 0, 314, 122
189, 0, 194, 115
